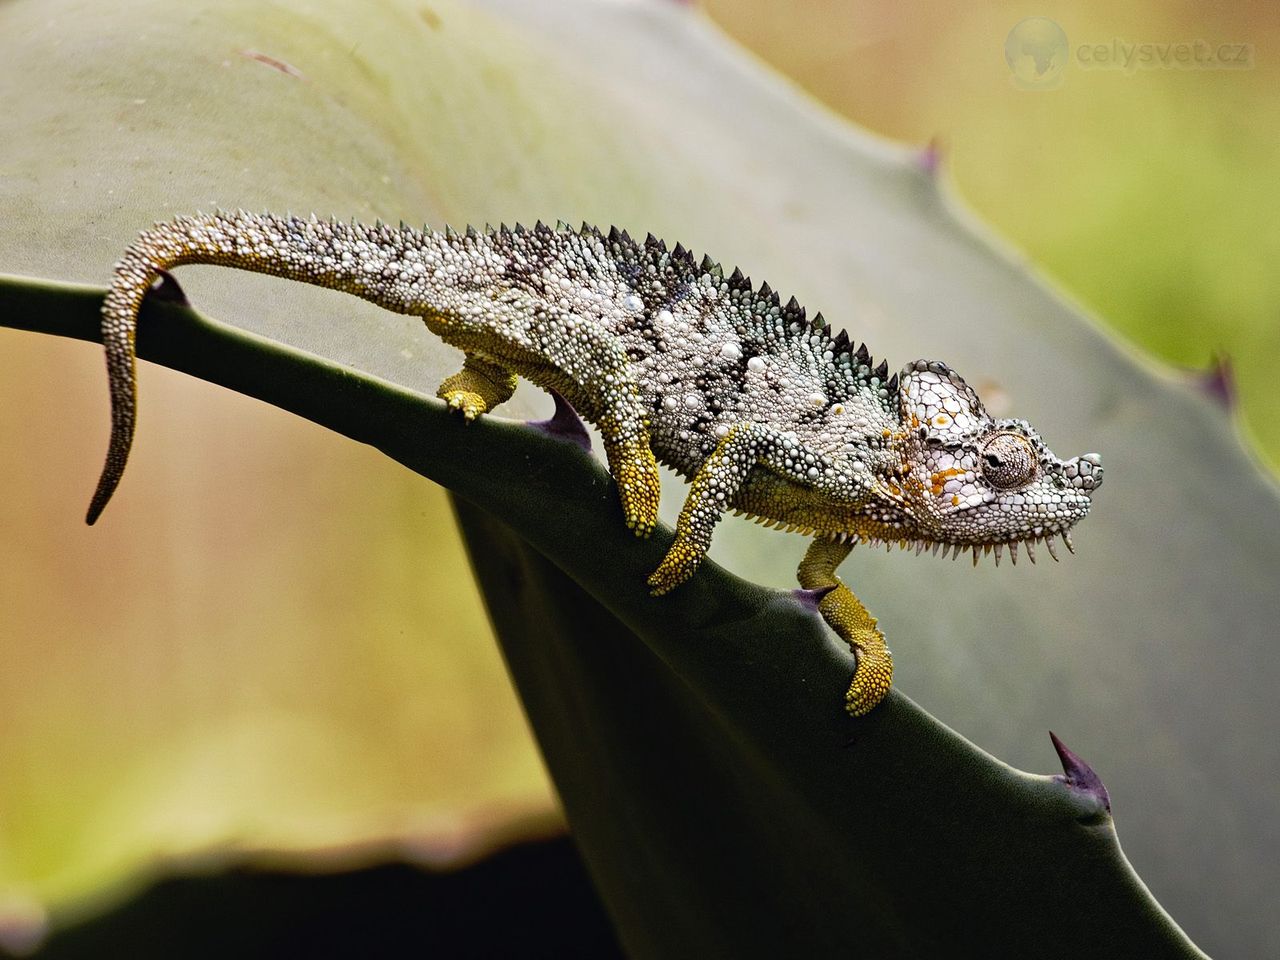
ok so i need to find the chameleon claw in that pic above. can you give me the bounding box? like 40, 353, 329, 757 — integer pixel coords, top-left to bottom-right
646, 572, 673, 596
442, 389, 486, 421
608, 442, 661, 541
626, 515, 656, 540
844, 636, 894, 717
436, 356, 517, 422
647, 540, 702, 595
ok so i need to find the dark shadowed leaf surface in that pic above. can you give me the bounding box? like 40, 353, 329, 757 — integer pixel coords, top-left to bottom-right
30, 836, 622, 960
0, 282, 1206, 957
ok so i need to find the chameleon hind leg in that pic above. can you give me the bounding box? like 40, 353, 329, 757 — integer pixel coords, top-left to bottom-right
423, 306, 660, 537
436, 353, 517, 420
797, 538, 894, 716
598, 414, 661, 538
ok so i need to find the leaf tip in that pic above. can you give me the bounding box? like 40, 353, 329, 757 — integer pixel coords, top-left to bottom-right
1195, 351, 1236, 410
917, 136, 944, 177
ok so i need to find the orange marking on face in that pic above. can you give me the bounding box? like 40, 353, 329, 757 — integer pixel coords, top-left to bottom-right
929, 466, 965, 497
936, 415, 949, 426
951, 495, 960, 506
882, 429, 893, 438
910, 414, 920, 429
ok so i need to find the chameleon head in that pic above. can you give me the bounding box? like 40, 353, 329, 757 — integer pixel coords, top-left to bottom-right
891, 360, 1102, 553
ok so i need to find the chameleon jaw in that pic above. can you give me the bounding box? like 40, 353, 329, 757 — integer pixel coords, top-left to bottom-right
839, 530, 1079, 567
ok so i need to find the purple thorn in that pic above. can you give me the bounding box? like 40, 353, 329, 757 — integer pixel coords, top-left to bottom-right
1196, 351, 1236, 410
918, 136, 944, 177
1049, 731, 1111, 814
149, 270, 190, 307
528, 390, 592, 453
792, 584, 837, 611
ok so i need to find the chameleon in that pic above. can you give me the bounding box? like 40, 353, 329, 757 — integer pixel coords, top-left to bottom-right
87, 211, 1103, 715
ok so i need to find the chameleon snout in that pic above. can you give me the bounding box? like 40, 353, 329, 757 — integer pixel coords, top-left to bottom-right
1065, 452, 1103, 493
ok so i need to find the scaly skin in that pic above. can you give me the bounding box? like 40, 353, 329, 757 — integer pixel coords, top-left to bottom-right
89, 212, 1104, 715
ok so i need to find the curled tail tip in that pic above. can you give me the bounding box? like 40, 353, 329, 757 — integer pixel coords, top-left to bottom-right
86, 441, 130, 525
85, 476, 116, 525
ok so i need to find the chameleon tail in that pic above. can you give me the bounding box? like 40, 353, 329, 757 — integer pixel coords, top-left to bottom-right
87, 211, 434, 524
87, 216, 236, 524
87, 236, 153, 524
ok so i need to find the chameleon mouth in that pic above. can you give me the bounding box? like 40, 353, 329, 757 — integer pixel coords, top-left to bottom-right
841, 530, 1076, 567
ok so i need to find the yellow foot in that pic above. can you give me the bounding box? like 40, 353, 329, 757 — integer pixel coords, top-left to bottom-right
440, 389, 488, 421
435, 355, 517, 422
647, 537, 703, 596
814, 587, 894, 717
608, 440, 661, 540
797, 538, 895, 716
843, 633, 894, 716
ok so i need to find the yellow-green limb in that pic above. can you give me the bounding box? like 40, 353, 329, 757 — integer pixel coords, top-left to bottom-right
422, 298, 660, 539
647, 422, 766, 595
436, 354, 517, 420
798, 537, 894, 716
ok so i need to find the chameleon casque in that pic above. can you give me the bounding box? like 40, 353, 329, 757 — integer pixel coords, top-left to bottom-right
88, 211, 1103, 715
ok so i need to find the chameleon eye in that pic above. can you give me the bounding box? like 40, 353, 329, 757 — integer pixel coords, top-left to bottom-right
979, 433, 1036, 490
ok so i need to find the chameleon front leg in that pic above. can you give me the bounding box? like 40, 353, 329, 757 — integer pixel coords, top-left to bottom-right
797, 537, 894, 716
436, 353, 518, 420
648, 423, 769, 595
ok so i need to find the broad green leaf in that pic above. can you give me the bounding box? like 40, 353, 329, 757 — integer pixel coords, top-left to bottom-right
0, 279, 1205, 957
1, 0, 1275, 955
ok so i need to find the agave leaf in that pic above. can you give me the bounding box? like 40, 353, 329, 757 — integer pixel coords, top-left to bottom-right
0, 279, 1205, 957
